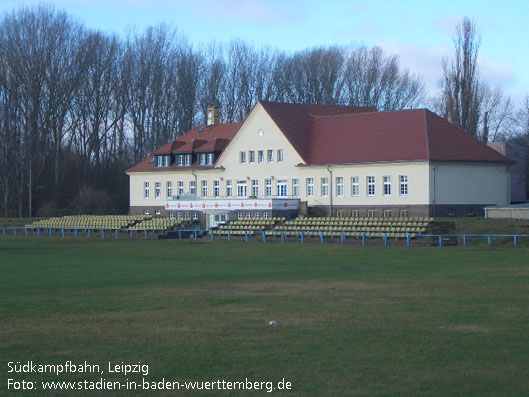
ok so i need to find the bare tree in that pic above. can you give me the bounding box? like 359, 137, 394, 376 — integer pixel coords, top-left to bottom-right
436, 17, 513, 142
344, 46, 424, 110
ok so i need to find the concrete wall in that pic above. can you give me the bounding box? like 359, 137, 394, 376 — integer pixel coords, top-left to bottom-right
485, 208, 529, 220
430, 163, 510, 205
488, 142, 526, 201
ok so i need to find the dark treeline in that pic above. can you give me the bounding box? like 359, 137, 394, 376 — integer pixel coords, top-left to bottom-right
0, 6, 527, 217
0, 5, 426, 217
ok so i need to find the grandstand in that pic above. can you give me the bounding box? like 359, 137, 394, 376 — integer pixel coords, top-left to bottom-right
21, 213, 436, 241
128, 217, 187, 231
212, 216, 434, 238
215, 217, 284, 235
25, 215, 191, 233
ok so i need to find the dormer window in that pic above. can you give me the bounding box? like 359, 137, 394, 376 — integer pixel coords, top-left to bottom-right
156, 156, 163, 167
207, 153, 213, 165
164, 155, 170, 167
184, 154, 191, 166
199, 153, 206, 166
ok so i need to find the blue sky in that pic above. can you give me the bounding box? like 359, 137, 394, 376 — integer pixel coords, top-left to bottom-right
1, 0, 527, 101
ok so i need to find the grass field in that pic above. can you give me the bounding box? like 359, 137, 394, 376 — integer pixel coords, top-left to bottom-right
1, 239, 528, 395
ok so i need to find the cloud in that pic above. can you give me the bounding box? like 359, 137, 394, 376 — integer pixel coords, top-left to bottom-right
186, 0, 303, 23
479, 56, 514, 88
434, 15, 461, 35
378, 40, 450, 95
378, 40, 515, 98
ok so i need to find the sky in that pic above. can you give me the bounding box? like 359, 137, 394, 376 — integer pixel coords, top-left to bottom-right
1, 0, 527, 101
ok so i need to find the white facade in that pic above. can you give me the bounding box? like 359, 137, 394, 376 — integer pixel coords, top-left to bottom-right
127, 102, 511, 217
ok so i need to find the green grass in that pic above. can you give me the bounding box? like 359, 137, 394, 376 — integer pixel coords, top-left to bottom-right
1, 239, 528, 395
436, 216, 529, 235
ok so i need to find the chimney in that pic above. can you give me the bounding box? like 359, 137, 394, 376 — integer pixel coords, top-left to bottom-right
482, 111, 489, 143
206, 107, 219, 126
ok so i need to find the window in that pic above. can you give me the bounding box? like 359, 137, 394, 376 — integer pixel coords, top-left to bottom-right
252, 179, 259, 197
169, 212, 175, 219
237, 180, 247, 198
246, 212, 252, 219
337, 210, 344, 218
144, 210, 150, 215
189, 181, 196, 195
193, 212, 198, 220
155, 182, 161, 199
178, 155, 184, 166
277, 149, 284, 163
367, 176, 375, 196
184, 155, 190, 167
240, 151, 246, 164
321, 177, 329, 197
156, 156, 163, 167
207, 153, 214, 165
400, 175, 408, 196
177, 212, 183, 220
184, 212, 190, 220
166, 181, 172, 198
144, 182, 150, 198
178, 181, 184, 195
306, 178, 314, 197
249, 150, 255, 164
352, 210, 359, 218
384, 176, 391, 196
336, 177, 344, 197
351, 176, 359, 196
267, 150, 274, 163
258, 150, 264, 164
238, 212, 243, 220
277, 180, 287, 197
201, 180, 208, 197
199, 153, 206, 166
466, 208, 475, 216
155, 209, 161, 215
400, 210, 409, 218
214, 180, 220, 197
367, 210, 375, 218
226, 180, 232, 197
383, 210, 392, 218
254, 212, 260, 219
263, 212, 269, 219
292, 179, 299, 197
265, 179, 272, 197
164, 155, 170, 167
447, 209, 456, 217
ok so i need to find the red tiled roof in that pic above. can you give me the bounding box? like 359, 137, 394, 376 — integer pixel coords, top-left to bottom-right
126, 122, 241, 172
197, 138, 231, 152
259, 101, 376, 162
259, 103, 510, 165
128, 102, 511, 173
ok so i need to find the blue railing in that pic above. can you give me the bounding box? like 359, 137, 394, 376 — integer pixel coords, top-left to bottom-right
2, 227, 529, 247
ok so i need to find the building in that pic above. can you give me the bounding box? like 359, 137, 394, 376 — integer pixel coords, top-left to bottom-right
487, 142, 526, 202
126, 101, 512, 227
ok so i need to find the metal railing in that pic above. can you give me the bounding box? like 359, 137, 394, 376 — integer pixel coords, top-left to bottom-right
2, 226, 529, 247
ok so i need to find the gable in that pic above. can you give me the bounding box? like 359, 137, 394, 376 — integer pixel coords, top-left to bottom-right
215, 102, 306, 169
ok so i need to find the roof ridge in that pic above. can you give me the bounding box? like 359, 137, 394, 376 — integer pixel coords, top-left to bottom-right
260, 100, 365, 108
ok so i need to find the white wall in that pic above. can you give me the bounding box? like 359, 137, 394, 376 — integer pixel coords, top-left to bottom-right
431, 163, 510, 205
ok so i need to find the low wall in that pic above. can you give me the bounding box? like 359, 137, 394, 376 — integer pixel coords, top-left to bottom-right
485, 208, 529, 220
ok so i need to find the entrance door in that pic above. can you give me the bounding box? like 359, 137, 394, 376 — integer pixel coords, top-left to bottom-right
209, 214, 227, 228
